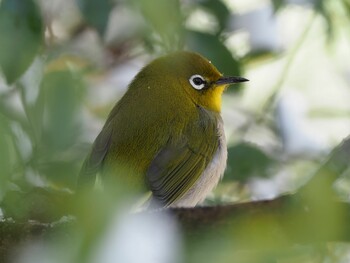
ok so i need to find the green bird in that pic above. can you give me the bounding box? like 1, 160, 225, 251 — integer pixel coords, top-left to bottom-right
78, 51, 248, 207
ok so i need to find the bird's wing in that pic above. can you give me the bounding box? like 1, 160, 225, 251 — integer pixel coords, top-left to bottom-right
146, 107, 219, 206
77, 123, 113, 190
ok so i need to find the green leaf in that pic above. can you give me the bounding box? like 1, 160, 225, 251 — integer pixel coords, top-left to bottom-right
133, 0, 184, 51
0, 0, 43, 84
1, 186, 74, 221
314, 0, 334, 39
43, 160, 80, 187
343, 0, 350, 15
0, 114, 15, 193
271, 0, 286, 12
186, 30, 241, 81
77, 0, 114, 36
25, 70, 85, 187
40, 70, 83, 152
197, 0, 230, 33
224, 142, 275, 182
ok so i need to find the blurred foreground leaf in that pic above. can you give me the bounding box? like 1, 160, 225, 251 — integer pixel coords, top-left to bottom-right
0, 115, 15, 194
77, 0, 115, 36
29, 69, 85, 187
224, 142, 275, 182
271, 0, 286, 12
134, 0, 184, 51
40, 70, 83, 152
197, 0, 230, 34
1, 187, 74, 222
314, 0, 334, 38
0, 0, 43, 84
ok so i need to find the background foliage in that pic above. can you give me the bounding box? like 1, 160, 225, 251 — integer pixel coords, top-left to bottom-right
0, 0, 350, 262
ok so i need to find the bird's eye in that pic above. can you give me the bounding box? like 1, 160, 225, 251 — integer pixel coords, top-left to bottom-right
189, 75, 206, 90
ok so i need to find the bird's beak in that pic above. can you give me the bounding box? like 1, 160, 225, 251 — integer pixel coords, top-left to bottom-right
215, 76, 249, 86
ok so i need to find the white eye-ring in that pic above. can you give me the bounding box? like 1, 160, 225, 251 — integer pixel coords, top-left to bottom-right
189, 74, 206, 90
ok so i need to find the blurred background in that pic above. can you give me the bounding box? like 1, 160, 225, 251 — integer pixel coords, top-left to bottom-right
0, 0, 350, 262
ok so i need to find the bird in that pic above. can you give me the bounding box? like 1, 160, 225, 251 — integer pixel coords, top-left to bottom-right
78, 51, 248, 208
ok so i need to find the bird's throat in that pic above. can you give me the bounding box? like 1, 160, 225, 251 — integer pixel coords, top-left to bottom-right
199, 87, 224, 113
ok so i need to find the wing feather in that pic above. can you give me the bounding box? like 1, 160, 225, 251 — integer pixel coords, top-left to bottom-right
146, 107, 219, 206
77, 123, 113, 190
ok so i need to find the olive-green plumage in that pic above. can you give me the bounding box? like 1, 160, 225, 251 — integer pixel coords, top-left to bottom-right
78, 51, 248, 207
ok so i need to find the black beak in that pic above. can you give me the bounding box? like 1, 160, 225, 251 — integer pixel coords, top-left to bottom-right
215, 76, 249, 85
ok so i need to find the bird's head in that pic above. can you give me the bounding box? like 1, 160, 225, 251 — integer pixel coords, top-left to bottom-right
131, 51, 248, 113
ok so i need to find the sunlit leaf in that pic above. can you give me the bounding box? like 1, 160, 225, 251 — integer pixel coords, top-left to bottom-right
0, 0, 43, 84
77, 0, 115, 36
186, 30, 241, 83
224, 142, 275, 182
